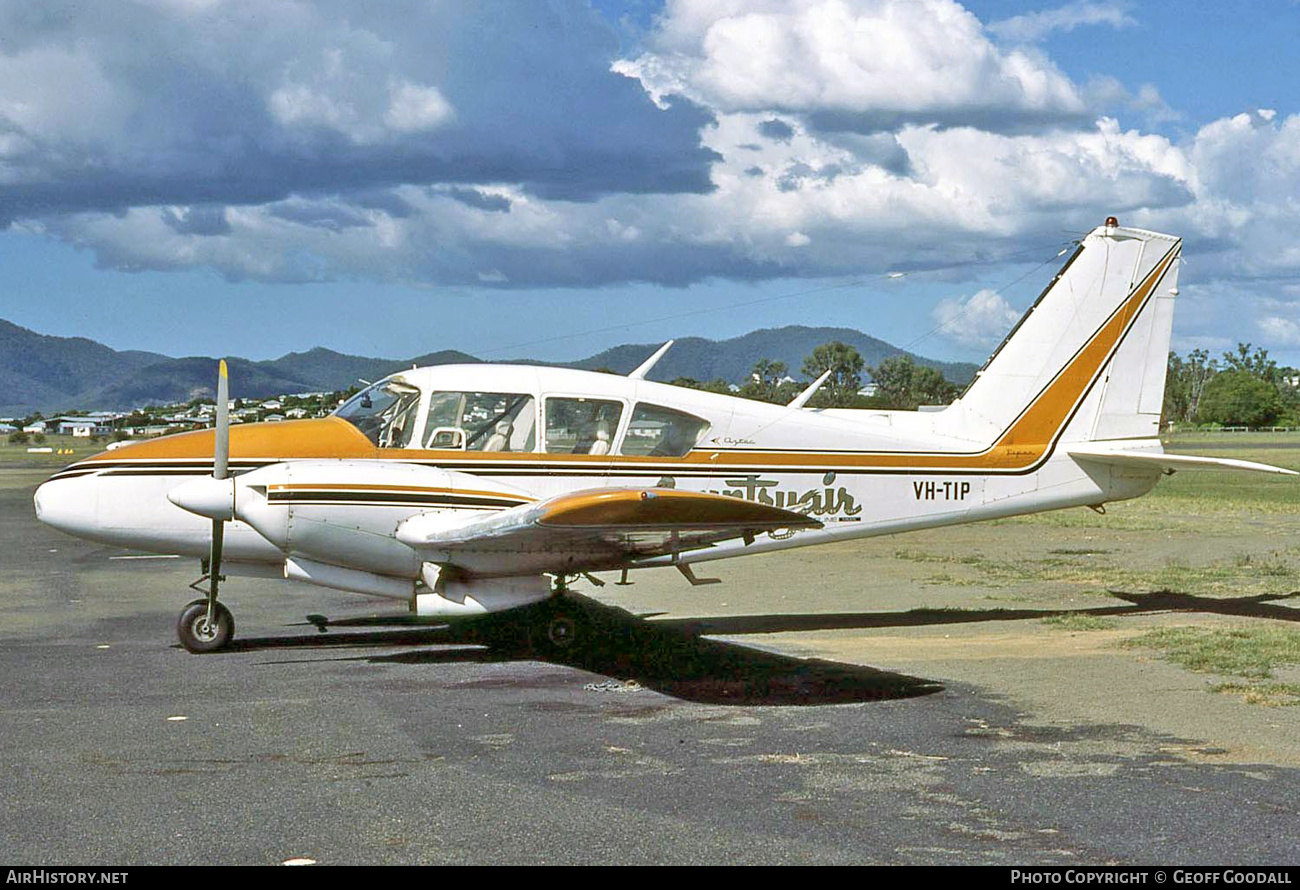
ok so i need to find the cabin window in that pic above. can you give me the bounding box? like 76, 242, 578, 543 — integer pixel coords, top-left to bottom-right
544, 397, 623, 454
620, 403, 710, 457
335, 380, 423, 448
423, 392, 536, 451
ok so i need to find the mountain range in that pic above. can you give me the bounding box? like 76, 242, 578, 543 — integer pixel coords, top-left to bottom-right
0, 318, 977, 415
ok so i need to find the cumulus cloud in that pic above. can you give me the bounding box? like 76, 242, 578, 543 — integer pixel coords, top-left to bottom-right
0, 0, 717, 221
932, 289, 1022, 348
2, 0, 1299, 362
1259, 316, 1300, 347
614, 0, 1090, 134
988, 1, 1137, 43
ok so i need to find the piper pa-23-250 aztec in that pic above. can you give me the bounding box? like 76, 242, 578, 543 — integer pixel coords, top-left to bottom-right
33, 219, 1297, 653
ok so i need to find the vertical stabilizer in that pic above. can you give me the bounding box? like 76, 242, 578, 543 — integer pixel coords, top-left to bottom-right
935, 221, 1181, 448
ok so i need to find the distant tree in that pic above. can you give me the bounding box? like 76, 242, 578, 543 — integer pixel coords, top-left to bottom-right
1194, 371, 1284, 428
910, 364, 960, 406
7, 431, 28, 445
671, 376, 734, 396
1278, 368, 1300, 426
32, 433, 46, 445
866, 355, 959, 410
1163, 349, 1218, 424
739, 358, 789, 403
866, 355, 915, 407
801, 341, 865, 407
1221, 343, 1278, 383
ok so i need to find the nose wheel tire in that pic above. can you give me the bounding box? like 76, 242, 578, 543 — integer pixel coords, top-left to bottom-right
178, 599, 235, 653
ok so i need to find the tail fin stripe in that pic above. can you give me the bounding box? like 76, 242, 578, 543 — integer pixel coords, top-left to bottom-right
994, 243, 1180, 453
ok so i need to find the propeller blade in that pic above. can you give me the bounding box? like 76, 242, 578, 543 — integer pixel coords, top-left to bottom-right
207, 359, 230, 623
214, 358, 230, 481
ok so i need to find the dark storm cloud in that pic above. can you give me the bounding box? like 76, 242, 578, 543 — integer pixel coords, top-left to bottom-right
0, 0, 717, 221
442, 188, 512, 213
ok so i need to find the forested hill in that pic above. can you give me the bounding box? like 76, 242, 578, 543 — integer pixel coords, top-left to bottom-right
569, 326, 976, 386
0, 319, 976, 414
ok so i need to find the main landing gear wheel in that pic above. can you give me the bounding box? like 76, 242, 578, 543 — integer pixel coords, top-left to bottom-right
544, 613, 579, 649
533, 597, 588, 656
177, 598, 235, 653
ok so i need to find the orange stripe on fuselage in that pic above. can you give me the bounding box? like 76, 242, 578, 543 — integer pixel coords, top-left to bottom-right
79, 249, 1174, 477
85, 416, 377, 463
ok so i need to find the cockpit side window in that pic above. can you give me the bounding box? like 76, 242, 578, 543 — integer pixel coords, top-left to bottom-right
544, 397, 623, 454
334, 380, 423, 448
424, 391, 536, 452
620, 403, 710, 457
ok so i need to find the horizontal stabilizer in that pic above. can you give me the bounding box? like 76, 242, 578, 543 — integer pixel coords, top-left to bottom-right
1067, 446, 1297, 476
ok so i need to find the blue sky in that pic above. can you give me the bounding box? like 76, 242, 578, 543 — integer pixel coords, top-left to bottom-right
1, 0, 1298, 369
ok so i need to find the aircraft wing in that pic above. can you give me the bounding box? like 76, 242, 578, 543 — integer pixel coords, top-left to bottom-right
395, 487, 823, 576
1067, 446, 1298, 475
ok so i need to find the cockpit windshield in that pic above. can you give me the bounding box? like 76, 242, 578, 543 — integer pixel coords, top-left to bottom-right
334, 379, 423, 448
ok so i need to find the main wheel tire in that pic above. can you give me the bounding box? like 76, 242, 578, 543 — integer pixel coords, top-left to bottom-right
544, 614, 579, 649
533, 598, 589, 656
177, 599, 235, 653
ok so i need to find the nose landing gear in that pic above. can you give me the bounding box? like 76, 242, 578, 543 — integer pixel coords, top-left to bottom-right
177, 357, 236, 655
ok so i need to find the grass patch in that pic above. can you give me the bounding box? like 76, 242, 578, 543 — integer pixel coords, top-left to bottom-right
1140, 555, 1297, 596
896, 543, 1296, 598
1234, 552, 1294, 577
0, 435, 109, 468
1041, 613, 1118, 631
1209, 682, 1300, 707
1123, 626, 1300, 679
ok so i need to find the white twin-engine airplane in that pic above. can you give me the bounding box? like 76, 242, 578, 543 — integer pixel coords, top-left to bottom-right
33, 220, 1297, 654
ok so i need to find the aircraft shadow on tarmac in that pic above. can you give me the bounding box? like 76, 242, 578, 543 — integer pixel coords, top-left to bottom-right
647, 588, 1300, 636
226, 594, 944, 707
220, 587, 1299, 707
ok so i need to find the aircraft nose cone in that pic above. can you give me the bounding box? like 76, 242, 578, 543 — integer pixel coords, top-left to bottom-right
33, 475, 97, 537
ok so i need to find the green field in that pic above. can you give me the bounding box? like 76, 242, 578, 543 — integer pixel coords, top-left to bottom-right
0, 434, 112, 467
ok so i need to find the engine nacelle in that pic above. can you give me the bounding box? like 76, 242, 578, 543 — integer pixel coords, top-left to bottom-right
415, 564, 551, 617
230, 459, 532, 580
284, 556, 414, 600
